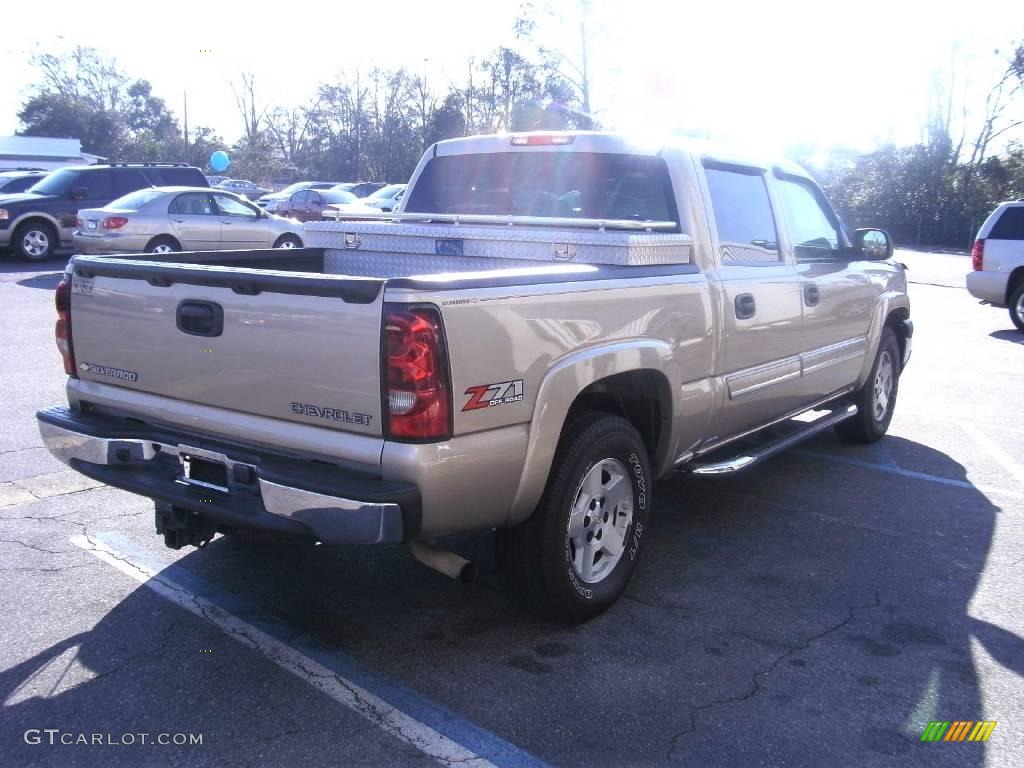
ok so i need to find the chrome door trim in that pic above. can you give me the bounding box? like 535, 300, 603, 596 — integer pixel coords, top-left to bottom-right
726, 356, 802, 399
800, 335, 868, 375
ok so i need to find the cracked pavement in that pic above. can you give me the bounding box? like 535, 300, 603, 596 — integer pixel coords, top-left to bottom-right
1, 251, 1022, 767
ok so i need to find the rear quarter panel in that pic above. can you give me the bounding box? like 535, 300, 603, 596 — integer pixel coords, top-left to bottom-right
387, 272, 715, 527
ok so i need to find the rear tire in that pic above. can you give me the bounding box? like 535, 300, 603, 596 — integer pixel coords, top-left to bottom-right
1008, 282, 1024, 334
274, 234, 302, 249
835, 326, 901, 444
14, 221, 57, 261
498, 412, 652, 623
145, 236, 180, 254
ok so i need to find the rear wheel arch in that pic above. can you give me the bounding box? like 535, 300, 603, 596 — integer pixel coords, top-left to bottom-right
565, 369, 673, 473
1007, 266, 1024, 305
144, 235, 181, 253
507, 342, 677, 526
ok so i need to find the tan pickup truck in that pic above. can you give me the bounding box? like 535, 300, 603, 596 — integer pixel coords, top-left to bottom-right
37, 132, 911, 621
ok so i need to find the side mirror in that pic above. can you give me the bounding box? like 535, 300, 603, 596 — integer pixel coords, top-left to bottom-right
854, 228, 893, 261
70, 186, 88, 201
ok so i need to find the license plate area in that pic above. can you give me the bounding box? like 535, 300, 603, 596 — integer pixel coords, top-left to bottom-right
180, 451, 229, 492
87, 220, 97, 230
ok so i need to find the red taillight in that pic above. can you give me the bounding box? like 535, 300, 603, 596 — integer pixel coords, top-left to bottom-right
510, 133, 575, 146
55, 278, 77, 377
383, 304, 451, 441
75, 217, 83, 228
102, 216, 128, 230
971, 239, 984, 271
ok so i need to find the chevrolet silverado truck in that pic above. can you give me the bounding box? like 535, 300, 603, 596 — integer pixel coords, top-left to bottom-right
37, 132, 912, 621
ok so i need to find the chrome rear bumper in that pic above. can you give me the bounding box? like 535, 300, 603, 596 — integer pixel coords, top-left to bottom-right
37, 407, 416, 544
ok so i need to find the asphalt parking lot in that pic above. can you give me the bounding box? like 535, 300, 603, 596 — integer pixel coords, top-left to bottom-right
1, 249, 1021, 768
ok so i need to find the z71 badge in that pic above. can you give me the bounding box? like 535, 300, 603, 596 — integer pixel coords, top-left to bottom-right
462, 379, 524, 411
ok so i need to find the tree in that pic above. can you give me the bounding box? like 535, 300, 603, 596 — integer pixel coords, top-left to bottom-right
17, 46, 181, 162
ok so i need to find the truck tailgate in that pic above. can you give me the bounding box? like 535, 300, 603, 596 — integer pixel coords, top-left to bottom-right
68, 261, 385, 437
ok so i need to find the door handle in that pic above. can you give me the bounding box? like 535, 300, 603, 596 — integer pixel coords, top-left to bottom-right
172, 218, 184, 223
176, 300, 224, 337
734, 293, 756, 320
804, 283, 820, 307
221, 219, 232, 225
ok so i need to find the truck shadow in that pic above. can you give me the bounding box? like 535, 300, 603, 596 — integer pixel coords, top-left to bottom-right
0, 434, 1015, 767
989, 329, 1024, 344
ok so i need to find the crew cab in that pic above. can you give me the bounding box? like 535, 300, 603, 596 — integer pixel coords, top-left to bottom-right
37, 132, 911, 621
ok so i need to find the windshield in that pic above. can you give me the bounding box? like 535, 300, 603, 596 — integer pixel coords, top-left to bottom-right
106, 188, 165, 211
26, 168, 81, 196
404, 152, 679, 226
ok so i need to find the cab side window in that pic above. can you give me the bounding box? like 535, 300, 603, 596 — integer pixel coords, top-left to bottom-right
703, 164, 780, 264
775, 177, 842, 262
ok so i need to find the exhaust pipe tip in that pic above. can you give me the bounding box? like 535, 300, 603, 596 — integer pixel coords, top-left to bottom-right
410, 540, 477, 583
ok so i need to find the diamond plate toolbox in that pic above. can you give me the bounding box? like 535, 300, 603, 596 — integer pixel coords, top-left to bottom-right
304, 220, 693, 269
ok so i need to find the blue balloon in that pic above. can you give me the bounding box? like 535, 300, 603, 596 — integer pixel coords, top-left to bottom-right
209, 151, 230, 172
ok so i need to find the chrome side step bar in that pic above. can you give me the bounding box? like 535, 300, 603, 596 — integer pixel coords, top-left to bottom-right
685, 404, 859, 476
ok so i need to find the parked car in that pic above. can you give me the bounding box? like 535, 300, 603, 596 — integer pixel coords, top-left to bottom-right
38, 132, 911, 621
214, 179, 270, 200
360, 184, 406, 212
332, 181, 387, 198
73, 187, 304, 254
0, 169, 48, 195
257, 181, 337, 210
205, 175, 229, 187
0, 163, 208, 260
966, 200, 1024, 332
276, 188, 359, 221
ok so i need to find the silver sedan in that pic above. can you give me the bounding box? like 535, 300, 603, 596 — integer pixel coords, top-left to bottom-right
73, 187, 304, 254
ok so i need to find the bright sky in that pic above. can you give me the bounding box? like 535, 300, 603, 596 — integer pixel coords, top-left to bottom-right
1, 0, 1021, 159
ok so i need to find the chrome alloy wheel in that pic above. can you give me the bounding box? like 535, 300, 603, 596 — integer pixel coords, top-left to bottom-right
22, 229, 50, 258
872, 350, 894, 421
567, 458, 633, 584
151, 243, 175, 254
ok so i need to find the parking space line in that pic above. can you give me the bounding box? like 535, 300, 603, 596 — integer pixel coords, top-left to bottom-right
69, 532, 549, 768
793, 449, 1024, 499
959, 422, 1024, 489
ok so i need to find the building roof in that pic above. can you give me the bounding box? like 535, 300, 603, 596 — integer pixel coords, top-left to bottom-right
0, 135, 105, 170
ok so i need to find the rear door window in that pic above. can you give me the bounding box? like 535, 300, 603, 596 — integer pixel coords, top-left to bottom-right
169, 193, 217, 215
404, 152, 680, 229
81, 171, 113, 200
990, 207, 1024, 240
113, 169, 150, 197
703, 164, 780, 263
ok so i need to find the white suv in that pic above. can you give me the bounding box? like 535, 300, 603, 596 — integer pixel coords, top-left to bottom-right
967, 201, 1024, 332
